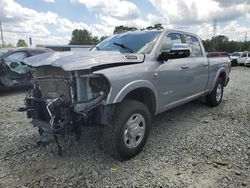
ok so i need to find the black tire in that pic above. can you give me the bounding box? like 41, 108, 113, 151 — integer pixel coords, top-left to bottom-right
103, 100, 151, 161
206, 78, 224, 107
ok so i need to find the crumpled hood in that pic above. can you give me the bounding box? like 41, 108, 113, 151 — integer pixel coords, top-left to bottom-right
23, 51, 144, 71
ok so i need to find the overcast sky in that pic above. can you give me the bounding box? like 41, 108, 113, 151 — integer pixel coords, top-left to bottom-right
1, 0, 250, 46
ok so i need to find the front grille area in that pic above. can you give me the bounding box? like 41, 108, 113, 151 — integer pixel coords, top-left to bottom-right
34, 67, 72, 102
38, 78, 71, 102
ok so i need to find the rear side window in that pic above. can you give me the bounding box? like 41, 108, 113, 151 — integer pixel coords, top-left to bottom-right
242, 53, 247, 57
160, 33, 182, 52
183, 35, 202, 57
6, 52, 28, 61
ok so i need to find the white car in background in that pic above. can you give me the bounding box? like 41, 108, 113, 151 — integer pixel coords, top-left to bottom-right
229, 52, 242, 66
238, 51, 250, 65
244, 58, 250, 67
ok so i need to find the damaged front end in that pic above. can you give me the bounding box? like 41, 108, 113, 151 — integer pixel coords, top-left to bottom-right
21, 66, 111, 140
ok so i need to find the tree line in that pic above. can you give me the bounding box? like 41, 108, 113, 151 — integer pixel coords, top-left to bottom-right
1, 39, 28, 48
202, 35, 250, 53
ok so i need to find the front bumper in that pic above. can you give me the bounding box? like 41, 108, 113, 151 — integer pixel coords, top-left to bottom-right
23, 88, 114, 135
231, 59, 238, 65
245, 61, 250, 67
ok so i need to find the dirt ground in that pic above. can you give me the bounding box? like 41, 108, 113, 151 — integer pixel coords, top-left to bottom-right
0, 67, 249, 188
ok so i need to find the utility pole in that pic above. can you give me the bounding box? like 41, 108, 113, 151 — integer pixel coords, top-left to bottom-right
213, 19, 217, 38
244, 32, 247, 42
212, 19, 217, 52
0, 20, 4, 48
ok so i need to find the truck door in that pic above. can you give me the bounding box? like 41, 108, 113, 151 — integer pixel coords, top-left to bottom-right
238, 52, 248, 64
182, 34, 209, 96
157, 33, 194, 107
157, 33, 209, 109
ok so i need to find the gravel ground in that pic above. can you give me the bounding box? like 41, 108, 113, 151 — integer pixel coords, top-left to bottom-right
0, 67, 249, 188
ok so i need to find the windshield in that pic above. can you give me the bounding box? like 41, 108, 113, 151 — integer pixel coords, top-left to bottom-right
0, 49, 9, 57
91, 31, 162, 54
231, 52, 241, 56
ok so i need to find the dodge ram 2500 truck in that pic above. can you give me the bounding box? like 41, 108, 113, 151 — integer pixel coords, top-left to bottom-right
21, 30, 231, 161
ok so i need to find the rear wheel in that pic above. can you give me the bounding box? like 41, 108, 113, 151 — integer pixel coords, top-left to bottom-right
206, 78, 224, 107
103, 100, 151, 161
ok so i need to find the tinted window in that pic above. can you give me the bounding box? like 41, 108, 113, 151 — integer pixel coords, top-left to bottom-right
183, 35, 202, 57
92, 31, 161, 54
6, 52, 27, 61
160, 33, 182, 52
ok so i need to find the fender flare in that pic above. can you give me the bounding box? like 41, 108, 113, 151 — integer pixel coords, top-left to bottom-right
211, 68, 227, 91
109, 80, 158, 113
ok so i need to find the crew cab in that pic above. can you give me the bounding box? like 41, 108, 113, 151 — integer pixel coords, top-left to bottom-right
21, 30, 231, 160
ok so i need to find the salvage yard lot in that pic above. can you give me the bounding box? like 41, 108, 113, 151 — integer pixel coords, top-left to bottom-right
0, 67, 249, 188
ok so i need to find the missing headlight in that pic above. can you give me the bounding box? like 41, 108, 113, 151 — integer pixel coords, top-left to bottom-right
74, 74, 111, 112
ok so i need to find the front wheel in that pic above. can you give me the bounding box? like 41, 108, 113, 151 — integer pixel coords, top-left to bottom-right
102, 100, 151, 161
206, 78, 224, 107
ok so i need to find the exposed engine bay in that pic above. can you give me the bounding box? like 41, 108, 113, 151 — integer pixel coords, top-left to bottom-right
20, 66, 111, 154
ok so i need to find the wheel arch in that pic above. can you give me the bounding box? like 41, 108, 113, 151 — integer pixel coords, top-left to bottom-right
218, 71, 226, 86
112, 80, 158, 115
211, 69, 227, 91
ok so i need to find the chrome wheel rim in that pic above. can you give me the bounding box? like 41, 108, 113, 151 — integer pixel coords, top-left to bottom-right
216, 83, 222, 102
124, 113, 146, 149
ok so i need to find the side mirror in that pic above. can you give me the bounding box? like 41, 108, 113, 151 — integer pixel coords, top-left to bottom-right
158, 44, 191, 61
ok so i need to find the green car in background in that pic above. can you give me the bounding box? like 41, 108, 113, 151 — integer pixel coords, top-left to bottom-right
0, 47, 52, 89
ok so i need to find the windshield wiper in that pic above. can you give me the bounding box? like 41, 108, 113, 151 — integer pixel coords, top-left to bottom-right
113, 42, 134, 53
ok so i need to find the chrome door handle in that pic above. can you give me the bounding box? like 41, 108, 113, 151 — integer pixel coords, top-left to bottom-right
203, 63, 209, 66
181, 65, 189, 69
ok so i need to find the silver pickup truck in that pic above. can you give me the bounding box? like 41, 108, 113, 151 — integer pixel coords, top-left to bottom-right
22, 30, 231, 160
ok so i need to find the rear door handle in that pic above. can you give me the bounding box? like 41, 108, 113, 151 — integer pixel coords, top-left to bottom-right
203, 63, 209, 66
181, 65, 189, 69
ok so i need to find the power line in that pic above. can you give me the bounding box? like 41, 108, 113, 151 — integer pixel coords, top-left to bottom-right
0, 20, 4, 48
